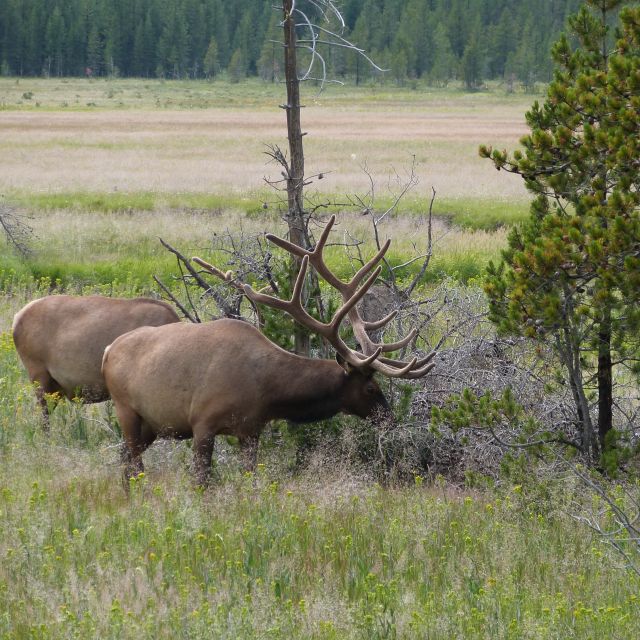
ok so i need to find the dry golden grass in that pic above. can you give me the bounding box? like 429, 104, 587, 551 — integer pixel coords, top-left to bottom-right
0, 80, 529, 202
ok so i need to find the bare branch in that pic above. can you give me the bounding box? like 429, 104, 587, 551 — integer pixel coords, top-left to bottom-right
0, 200, 33, 258
153, 275, 199, 323
405, 186, 436, 297
571, 464, 640, 576
192, 256, 265, 326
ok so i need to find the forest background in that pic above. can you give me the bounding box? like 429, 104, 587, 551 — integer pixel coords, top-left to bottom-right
0, 0, 583, 90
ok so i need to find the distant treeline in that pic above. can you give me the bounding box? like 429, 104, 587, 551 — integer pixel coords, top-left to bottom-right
0, 0, 583, 88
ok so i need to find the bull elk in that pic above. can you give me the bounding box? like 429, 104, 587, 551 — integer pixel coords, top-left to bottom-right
102, 216, 436, 484
12, 295, 180, 428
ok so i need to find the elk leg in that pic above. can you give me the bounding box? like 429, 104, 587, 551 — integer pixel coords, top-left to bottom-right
192, 432, 215, 487
239, 434, 260, 473
30, 369, 63, 433
115, 404, 152, 485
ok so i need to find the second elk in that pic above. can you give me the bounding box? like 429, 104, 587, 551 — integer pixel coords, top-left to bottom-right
102, 216, 435, 485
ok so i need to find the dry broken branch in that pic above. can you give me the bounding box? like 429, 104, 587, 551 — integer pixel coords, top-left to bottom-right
0, 200, 33, 258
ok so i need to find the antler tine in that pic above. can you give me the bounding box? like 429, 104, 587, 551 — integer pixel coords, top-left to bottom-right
346, 238, 391, 294
243, 255, 313, 318
363, 309, 398, 331
265, 214, 335, 252
377, 327, 417, 353
311, 213, 336, 254
352, 346, 383, 366
369, 356, 437, 379
372, 357, 418, 377
393, 361, 437, 379
379, 349, 437, 369
290, 254, 308, 309
192, 256, 234, 282
265, 233, 308, 259
329, 265, 383, 332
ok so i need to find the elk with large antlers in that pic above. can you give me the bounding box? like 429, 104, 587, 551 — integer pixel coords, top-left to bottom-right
102, 216, 435, 484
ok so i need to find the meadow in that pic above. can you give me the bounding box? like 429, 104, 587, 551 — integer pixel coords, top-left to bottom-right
0, 77, 528, 217
0, 77, 528, 286
1, 78, 639, 638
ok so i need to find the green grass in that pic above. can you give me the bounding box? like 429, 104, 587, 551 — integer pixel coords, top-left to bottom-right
435, 197, 529, 230
4, 300, 630, 638
0, 328, 639, 639
0, 77, 285, 111
10, 188, 529, 230
0, 77, 544, 112
10, 190, 266, 216
0, 198, 513, 289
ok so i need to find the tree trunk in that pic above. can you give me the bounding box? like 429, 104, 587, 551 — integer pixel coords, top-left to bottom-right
597, 312, 613, 451
282, 0, 310, 355
556, 327, 597, 461
596, 7, 613, 456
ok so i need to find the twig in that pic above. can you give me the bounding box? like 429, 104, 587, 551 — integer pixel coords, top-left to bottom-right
153, 275, 199, 323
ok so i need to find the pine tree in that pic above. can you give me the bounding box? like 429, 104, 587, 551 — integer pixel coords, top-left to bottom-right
203, 37, 219, 79
227, 47, 245, 82
430, 22, 456, 86
461, 19, 483, 90
507, 17, 538, 92
185, 0, 207, 77
86, 21, 103, 76
257, 10, 281, 82
2, 0, 25, 75
481, 1, 640, 468
487, 7, 516, 79
45, 6, 65, 77
132, 20, 147, 77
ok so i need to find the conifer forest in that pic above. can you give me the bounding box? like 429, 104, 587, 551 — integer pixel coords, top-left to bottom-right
1, 0, 582, 87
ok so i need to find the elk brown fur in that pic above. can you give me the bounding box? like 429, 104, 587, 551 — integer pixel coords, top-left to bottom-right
102, 318, 391, 484
12, 295, 180, 427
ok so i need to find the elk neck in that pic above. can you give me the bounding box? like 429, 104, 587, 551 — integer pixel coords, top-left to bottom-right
266, 356, 347, 424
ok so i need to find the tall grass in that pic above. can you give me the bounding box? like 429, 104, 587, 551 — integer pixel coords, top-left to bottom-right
11, 190, 528, 231
0, 208, 508, 291
0, 324, 638, 639
0, 78, 530, 204
11, 191, 265, 216
0, 432, 638, 637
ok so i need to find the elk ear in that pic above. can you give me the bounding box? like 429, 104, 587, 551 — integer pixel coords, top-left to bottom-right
335, 353, 374, 378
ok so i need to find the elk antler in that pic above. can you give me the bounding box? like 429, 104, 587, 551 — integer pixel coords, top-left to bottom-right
250, 216, 436, 379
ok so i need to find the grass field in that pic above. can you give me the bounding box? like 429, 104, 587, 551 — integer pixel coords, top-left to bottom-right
0, 77, 531, 286
0, 390, 639, 639
0, 77, 529, 216
2, 78, 638, 639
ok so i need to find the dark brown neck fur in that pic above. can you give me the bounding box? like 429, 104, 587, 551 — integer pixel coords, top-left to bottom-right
266, 357, 346, 423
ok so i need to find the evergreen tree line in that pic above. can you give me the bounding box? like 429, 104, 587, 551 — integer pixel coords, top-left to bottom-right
0, 0, 583, 88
